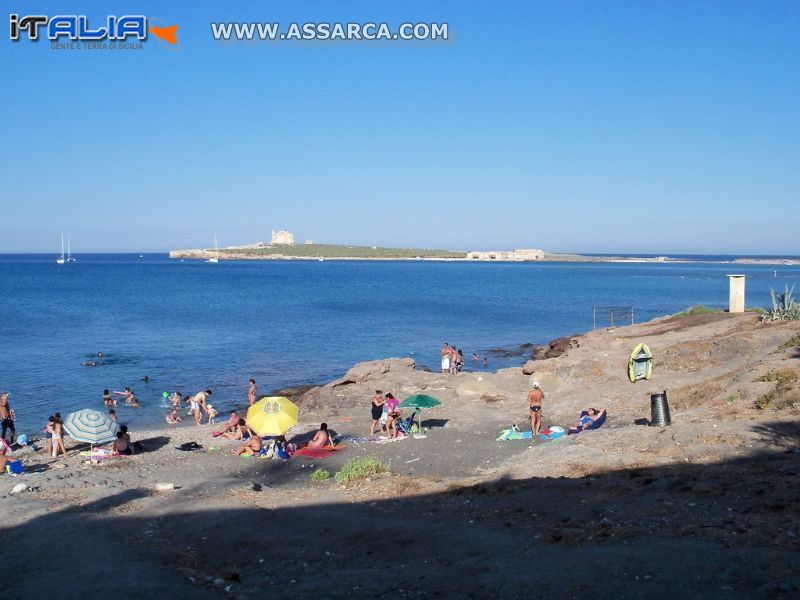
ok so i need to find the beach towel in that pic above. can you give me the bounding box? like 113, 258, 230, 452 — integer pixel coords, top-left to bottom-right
539, 426, 566, 440
6, 460, 24, 475
370, 434, 407, 444
496, 428, 533, 441
294, 445, 345, 459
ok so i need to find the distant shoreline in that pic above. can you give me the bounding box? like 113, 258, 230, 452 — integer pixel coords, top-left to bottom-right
168, 247, 797, 266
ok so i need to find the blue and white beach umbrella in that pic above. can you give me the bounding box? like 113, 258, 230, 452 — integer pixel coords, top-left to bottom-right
64, 408, 119, 445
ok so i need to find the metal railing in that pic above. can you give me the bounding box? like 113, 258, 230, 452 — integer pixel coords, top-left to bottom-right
593, 306, 634, 329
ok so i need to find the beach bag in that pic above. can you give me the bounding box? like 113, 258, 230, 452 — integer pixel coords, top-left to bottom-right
6, 460, 24, 475
16, 433, 28, 446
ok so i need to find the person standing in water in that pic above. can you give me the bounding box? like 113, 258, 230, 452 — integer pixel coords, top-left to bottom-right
527, 381, 545, 437
248, 378, 257, 407
189, 390, 212, 426
441, 343, 451, 374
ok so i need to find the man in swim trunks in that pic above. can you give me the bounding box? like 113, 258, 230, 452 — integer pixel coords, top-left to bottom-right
527, 381, 545, 436
189, 389, 212, 426
441, 343, 451, 374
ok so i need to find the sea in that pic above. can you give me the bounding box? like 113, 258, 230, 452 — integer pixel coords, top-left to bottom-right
1, 253, 799, 433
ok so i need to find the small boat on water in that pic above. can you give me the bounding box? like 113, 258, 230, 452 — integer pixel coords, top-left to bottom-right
56, 233, 65, 264
207, 234, 219, 263
66, 234, 76, 262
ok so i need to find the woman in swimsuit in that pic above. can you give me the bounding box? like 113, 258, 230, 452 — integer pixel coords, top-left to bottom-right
384, 394, 401, 438
527, 381, 545, 437
51, 413, 67, 458
370, 390, 385, 436
308, 423, 331, 448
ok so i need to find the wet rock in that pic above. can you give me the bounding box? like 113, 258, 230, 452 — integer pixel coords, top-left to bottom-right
544, 337, 580, 359
522, 360, 536, 375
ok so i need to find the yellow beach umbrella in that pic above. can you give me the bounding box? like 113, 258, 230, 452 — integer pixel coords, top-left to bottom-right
246, 396, 298, 436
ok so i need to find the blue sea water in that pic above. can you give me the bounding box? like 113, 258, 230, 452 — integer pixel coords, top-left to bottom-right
1, 254, 798, 433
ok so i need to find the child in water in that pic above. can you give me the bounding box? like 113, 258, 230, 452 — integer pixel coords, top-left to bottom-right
166, 408, 182, 424
207, 404, 218, 425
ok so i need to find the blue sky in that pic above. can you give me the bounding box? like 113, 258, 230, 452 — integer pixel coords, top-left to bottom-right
1, 1, 798, 254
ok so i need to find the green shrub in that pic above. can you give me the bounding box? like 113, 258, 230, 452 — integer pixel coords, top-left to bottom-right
762, 285, 800, 322
778, 334, 800, 351
310, 468, 331, 481
675, 305, 721, 317
755, 391, 776, 410
755, 370, 798, 384
335, 456, 389, 486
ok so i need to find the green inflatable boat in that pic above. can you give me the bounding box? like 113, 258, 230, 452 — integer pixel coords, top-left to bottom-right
628, 343, 653, 382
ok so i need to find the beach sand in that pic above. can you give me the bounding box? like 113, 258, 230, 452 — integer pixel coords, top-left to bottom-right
2, 313, 799, 597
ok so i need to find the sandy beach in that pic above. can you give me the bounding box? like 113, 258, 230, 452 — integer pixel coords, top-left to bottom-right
3, 313, 799, 598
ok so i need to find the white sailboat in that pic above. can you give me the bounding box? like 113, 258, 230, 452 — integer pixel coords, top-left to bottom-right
67, 234, 76, 262
56, 233, 65, 264
207, 234, 219, 263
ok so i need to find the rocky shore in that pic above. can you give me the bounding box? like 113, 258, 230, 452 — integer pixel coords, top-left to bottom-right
2, 313, 799, 597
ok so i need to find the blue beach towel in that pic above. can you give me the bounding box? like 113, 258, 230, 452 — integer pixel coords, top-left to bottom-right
496, 428, 533, 441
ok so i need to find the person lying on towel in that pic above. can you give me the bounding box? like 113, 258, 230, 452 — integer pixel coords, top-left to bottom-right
569, 408, 602, 434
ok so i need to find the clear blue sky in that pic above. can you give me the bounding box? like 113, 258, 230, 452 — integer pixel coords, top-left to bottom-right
1, 1, 798, 254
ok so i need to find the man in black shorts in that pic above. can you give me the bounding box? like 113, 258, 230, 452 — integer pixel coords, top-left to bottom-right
527, 381, 544, 436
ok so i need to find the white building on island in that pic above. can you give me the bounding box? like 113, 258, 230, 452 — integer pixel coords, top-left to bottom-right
467, 248, 544, 261
271, 230, 295, 245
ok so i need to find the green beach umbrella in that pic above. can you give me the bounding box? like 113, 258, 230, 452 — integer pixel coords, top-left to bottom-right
399, 394, 442, 434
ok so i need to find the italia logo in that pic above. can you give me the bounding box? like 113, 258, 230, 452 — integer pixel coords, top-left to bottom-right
9, 14, 179, 47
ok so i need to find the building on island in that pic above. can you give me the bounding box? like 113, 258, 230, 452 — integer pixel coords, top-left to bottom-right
466, 248, 544, 261
271, 230, 295, 245
304, 240, 314, 245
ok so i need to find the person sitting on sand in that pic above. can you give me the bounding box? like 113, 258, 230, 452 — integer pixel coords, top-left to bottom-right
219, 410, 239, 434
307, 423, 332, 449
236, 431, 262, 456
113, 431, 132, 455
220, 418, 251, 440
569, 408, 602, 433
166, 408, 182, 424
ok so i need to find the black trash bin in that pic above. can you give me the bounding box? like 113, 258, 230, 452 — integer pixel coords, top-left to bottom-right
650, 390, 671, 426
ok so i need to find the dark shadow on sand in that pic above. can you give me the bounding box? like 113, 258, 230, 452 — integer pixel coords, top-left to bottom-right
4, 420, 800, 598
